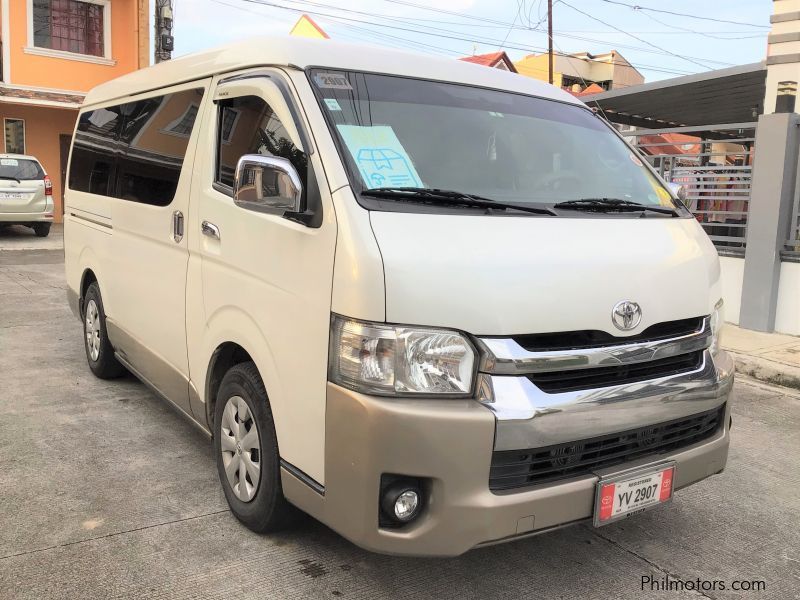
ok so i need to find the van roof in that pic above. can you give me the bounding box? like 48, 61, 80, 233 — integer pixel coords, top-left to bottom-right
84, 35, 583, 108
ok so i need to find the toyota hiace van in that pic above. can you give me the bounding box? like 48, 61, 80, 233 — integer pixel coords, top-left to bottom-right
64, 37, 733, 556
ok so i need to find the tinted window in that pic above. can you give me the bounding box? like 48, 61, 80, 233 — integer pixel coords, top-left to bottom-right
69, 88, 204, 206
216, 95, 307, 189
69, 105, 124, 195
0, 158, 44, 180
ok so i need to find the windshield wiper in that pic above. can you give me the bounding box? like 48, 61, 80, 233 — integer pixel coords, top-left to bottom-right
553, 198, 678, 216
360, 187, 557, 216
0, 175, 21, 183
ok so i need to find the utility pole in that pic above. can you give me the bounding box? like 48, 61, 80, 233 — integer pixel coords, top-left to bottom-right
155, 0, 175, 64
547, 0, 554, 84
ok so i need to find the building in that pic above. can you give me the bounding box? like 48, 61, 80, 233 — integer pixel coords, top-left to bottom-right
0, 0, 149, 220
515, 50, 644, 93
289, 14, 329, 39
459, 51, 517, 72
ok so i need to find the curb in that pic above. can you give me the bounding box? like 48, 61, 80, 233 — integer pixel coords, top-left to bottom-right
729, 351, 800, 391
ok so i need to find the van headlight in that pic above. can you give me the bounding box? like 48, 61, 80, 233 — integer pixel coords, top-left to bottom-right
328, 315, 476, 396
709, 299, 724, 357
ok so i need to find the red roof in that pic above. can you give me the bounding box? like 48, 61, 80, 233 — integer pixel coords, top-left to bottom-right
567, 83, 606, 97
460, 51, 517, 73
638, 133, 701, 157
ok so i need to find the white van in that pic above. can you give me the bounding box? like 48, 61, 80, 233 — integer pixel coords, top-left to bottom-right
64, 37, 733, 556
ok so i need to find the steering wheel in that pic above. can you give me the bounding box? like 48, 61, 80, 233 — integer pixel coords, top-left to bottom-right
534, 170, 583, 193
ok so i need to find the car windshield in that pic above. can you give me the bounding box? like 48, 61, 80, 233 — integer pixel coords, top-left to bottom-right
0, 158, 44, 180
309, 69, 676, 210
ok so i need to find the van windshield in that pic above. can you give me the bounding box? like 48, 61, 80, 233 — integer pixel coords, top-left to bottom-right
309, 69, 677, 212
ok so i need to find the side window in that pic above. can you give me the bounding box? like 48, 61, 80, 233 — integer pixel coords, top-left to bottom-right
215, 95, 307, 190
69, 87, 205, 205
69, 106, 124, 196
116, 88, 204, 206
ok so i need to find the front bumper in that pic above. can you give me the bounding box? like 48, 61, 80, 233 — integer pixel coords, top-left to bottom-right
283, 352, 733, 557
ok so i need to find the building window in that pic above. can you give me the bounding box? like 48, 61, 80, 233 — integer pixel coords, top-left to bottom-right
33, 0, 105, 57
4, 119, 25, 154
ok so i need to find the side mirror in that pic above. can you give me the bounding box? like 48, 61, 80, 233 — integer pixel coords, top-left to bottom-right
233, 154, 303, 214
667, 182, 688, 202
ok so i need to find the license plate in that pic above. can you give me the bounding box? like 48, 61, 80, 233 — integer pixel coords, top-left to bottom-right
0, 192, 24, 200
593, 462, 675, 526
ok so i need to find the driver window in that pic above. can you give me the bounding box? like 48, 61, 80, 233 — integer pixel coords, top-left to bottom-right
215, 94, 307, 190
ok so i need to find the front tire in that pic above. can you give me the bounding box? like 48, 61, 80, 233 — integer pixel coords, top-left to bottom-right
214, 362, 298, 533
83, 282, 126, 379
31, 223, 51, 237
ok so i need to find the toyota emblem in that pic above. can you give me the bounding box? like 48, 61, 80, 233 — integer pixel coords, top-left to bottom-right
612, 300, 642, 331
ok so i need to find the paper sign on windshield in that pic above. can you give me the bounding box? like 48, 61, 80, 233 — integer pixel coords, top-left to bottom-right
336, 125, 423, 189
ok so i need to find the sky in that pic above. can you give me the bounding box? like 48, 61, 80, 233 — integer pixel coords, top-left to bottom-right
160, 0, 772, 83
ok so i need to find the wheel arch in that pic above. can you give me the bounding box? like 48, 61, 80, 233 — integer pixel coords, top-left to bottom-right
205, 341, 255, 430
79, 268, 98, 316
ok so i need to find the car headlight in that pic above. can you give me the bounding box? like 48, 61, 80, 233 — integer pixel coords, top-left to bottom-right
709, 299, 724, 357
328, 315, 476, 396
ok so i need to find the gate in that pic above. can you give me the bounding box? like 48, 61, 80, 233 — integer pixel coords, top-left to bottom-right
624, 123, 756, 256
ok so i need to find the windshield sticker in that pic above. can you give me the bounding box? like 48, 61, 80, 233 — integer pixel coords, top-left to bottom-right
336, 125, 423, 189
0, 159, 19, 166
324, 98, 342, 111
314, 72, 353, 90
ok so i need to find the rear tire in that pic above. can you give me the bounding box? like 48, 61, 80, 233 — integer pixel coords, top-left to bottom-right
31, 223, 50, 237
83, 282, 126, 379
214, 362, 299, 533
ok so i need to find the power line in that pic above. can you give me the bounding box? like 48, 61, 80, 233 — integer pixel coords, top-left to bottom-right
597, 0, 771, 29
633, 9, 768, 41
211, 0, 466, 57
226, 0, 701, 76
560, 0, 718, 70
275, 0, 733, 67
500, 0, 525, 50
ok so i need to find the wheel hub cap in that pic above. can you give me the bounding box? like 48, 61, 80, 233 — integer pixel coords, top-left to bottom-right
220, 396, 261, 502
84, 299, 101, 362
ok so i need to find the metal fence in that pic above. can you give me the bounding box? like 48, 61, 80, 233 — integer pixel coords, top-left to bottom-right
624, 123, 757, 256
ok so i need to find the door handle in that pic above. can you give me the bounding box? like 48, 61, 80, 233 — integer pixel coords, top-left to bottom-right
172, 211, 184, 243
201, 220, 220, 240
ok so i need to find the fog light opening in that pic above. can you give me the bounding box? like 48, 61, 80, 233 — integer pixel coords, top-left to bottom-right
380, 478, 424, 526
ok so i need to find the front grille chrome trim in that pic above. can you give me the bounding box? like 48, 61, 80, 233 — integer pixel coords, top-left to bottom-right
476, 316, 711, 375
485, 349, 734, 452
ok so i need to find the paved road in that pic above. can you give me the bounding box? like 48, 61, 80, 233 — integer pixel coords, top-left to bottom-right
1, 231, 798, 599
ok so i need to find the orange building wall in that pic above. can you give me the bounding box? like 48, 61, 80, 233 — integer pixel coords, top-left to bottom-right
1, 103, 77, 219
7, 0, 141, 92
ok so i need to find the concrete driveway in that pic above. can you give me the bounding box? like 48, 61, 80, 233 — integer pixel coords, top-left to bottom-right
1, 229, 798, 599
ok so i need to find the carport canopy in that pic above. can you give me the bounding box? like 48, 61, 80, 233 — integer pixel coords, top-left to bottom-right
584, 62, 766, 130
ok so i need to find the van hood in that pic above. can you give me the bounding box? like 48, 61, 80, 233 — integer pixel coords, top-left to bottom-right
368, 212, 720, 336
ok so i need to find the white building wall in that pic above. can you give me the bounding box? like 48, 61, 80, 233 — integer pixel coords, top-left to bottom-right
775, 261, 800, 335
720, 256, 745, 325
